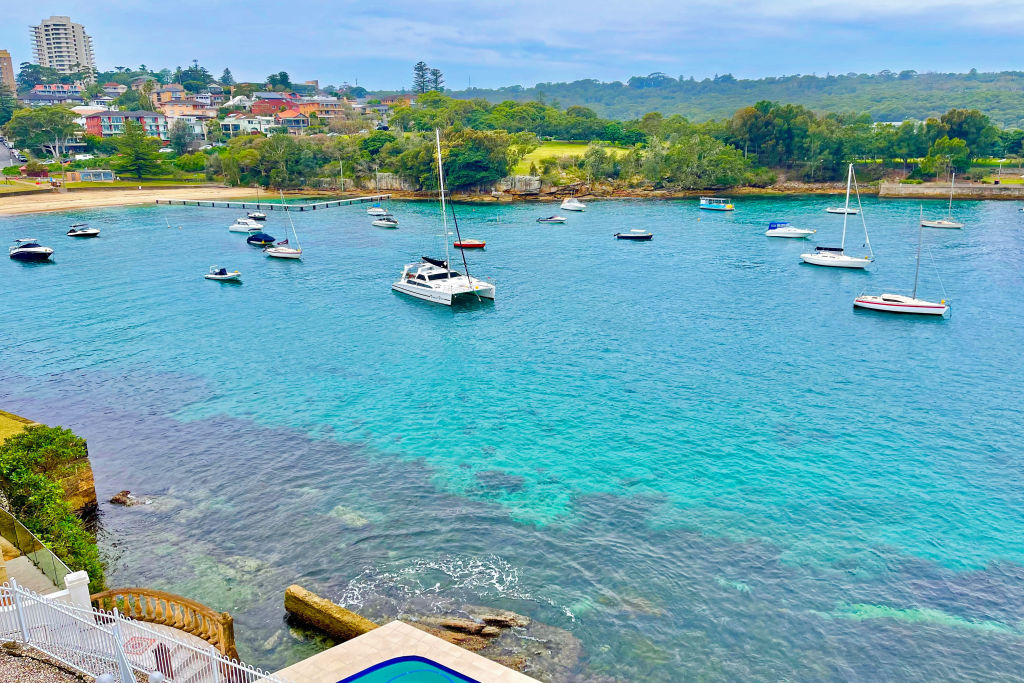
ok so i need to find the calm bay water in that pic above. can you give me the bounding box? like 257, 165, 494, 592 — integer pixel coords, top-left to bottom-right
1, 195, 1023, 680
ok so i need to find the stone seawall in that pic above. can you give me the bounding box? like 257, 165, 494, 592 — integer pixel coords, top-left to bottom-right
879, 182, 1024, 199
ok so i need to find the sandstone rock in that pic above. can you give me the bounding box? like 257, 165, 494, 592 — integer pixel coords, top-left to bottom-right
472, 608, 531, 628
109, 490, 134, 506
437, 618, 484, 635
405, 622, 490, 652
480, 626, 501, 637
284, 585, 378, 642
327, 505, 370, 528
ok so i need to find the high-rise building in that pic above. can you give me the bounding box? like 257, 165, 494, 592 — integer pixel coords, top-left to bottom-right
0, 50, 14, 91
30, 16, 96, 79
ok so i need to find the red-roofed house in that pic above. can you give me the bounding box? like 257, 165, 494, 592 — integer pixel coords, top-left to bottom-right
275, 109, 309, 134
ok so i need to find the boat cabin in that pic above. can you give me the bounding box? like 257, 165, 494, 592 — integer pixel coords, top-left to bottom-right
401, 261, 463, 285
767, 222, 790, 230
699, 196, 735, 210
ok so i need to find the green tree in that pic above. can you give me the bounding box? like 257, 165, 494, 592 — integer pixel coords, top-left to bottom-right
16, 62, 61, 91
429, 68, 445, 92
3, 106, 80, 158
939, 108, 999, 157
413, 62, 430, 94
112, 120, 164, 179
924, 136, 971, 176
360, 130, 397, 156
220, 68, 235, 85
169, 119, 197, 155
0, 83, 18, 126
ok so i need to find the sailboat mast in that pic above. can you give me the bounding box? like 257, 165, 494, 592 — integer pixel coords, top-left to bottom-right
841, 163, 852, 250
913, 224, 923, 300
852, 169, 872, 259
281, 190, 300, 249
435, 129, 452, 269
948, 172, 955, 216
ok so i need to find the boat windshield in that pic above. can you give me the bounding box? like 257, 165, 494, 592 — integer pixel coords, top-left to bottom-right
427, 270, 462, 281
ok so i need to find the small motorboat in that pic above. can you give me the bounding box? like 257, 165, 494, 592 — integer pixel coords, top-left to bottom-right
561, 197, 586, 211
367, 205, 388, 216
614, 230, 653, 241
229, 217, 262, 233
372, 215, 399, 228
67, 223, 100, 238
204, 266, 241, 282
9, 238, 54, 261
536, 215, 567, 224
246, 232, 276, 246
765, 221, 815, 238
699, 197, 734, 211
247, 211, 267, 221
454, 239, 485, 249
826, 207, 859, 215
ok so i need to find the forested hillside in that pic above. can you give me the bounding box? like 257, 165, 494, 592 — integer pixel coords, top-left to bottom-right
448, 70, 1024, 127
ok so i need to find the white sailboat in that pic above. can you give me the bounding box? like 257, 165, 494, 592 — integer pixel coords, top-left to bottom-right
854, 221, 948, 315
367, 167, 388, 216
921, 172, 965, 229
801, 164, 874, 268
392, 130, 495, 305
264, 194, 302, 259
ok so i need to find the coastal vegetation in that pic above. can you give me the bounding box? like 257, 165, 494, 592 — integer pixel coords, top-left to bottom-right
0, 426, 105, 592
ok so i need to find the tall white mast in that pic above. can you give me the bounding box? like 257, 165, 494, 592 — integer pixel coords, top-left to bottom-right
841, 163, 852, 250
435, 129, 451, 269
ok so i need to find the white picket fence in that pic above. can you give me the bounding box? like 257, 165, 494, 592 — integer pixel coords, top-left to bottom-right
0, 580, 290, 683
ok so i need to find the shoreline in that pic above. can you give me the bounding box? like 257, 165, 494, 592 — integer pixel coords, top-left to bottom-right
1, 181, 1017, 217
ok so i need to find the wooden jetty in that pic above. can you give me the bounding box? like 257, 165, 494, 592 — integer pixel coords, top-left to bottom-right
155, 194, 392, 211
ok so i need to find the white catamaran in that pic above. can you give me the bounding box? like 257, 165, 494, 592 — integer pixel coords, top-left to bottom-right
392, 130, 495, 306
801, 164, 874, 268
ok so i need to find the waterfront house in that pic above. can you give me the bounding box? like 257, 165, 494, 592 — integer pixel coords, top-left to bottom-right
19, 92, 85, 107
220, 112, 276, 137
165, 114, 209, 143
84, 110, 169, 140
157, 101, 217, 118
275, 109, 309, 133
102, 81, 127, 97
153, 83, 187, 104
32, 82, 84, 96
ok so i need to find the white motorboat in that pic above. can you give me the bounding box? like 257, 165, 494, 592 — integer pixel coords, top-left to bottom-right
561, 197, 586, 211
392, 130, 495, 306
699, 196, 734, 211
247, 211, 267, 221
854, 224, 948, 316
67, 223, 100, 237
826, 206, 859, 215
264, 195, 302, 259
537, 215, 567, 224
9, 238, 53, 261
801, 164, 874, 268
204, 266, 241, 282
372, 215, 399, 228
229, 217, 262, 233
614, 230, 653, 241
367, 205, 388, 216
921, 173, 964, 229
765, 221, 815, 238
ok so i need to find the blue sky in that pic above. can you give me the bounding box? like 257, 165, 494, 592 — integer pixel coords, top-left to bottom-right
1, 1, 1020, 89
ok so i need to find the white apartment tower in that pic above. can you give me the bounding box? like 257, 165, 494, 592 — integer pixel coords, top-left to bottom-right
30, 16, 96, 78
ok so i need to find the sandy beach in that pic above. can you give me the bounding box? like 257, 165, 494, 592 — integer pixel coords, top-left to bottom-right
0, 186, 253, 216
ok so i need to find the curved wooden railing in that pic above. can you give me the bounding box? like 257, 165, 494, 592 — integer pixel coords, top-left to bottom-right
91, 587, 237, 660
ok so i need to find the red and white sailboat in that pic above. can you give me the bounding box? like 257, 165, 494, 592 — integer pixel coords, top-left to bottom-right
854, 217, 948, 316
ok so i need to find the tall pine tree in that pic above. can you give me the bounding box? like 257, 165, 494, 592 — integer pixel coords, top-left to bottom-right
413, 62, 429, 94
429, 68, 444, 92
220, 68, 235, 85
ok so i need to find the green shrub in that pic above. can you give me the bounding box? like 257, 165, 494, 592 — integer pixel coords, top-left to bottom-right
900, 178, 924, 184
0, 426, 105, 592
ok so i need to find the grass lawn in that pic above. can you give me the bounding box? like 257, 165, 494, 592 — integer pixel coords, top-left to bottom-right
514, 141, 629, 174
0, 410, 34, 443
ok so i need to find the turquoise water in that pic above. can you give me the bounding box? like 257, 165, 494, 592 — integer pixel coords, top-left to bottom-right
1, 196, 1023, 680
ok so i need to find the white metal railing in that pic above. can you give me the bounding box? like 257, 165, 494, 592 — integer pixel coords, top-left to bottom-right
0, 580, 290, 683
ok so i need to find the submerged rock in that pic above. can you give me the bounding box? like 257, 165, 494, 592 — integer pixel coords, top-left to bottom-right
327, 504, 370, 528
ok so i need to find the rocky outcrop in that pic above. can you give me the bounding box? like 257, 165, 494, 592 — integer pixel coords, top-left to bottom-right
284, 585, 379, 642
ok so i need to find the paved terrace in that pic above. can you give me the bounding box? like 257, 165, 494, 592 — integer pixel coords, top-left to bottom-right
273, 621, 537, 682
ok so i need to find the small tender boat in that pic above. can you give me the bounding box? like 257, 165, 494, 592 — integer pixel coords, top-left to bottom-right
765, 221, 815, 238
9, 238, 54, 261
561, 197, 586, 211
537, 215, 567, 224
826, 207, 859, 215
614, 230, 653, 241
247, 211, 267, 221
699, 196, 734, 211
367, 205, 388, 216
372, 215, 399, 228
204, 266, 241, 282
454, 239, 485, 249
246, 232, 276, 246
67, 223, 100, 237
229, 217, 262, 233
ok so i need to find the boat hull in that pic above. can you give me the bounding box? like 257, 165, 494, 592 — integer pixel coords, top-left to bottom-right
800, 252, 871, 268
766, 229, 815, 238
854, 295, 948, 315
205, 273, 241, 282
67, 230, 100, 237
372, 220, 399, 228
826, 208, 859, 214
392, 280, 495, 306
920, 219, 964, 229
614, 233, 653, 241
9, 250, 53, 262
699, 205, 734, 211
265, 248, 302, 259
454, 241, 485, 248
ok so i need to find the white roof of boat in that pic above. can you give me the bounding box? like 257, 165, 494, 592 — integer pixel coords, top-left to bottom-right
14, 238, 39, 242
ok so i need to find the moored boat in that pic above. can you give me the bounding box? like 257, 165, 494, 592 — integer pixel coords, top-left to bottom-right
699, 196, 734, 211
614, 230, 653, 241
826, 206, 859, 215
204, 266, 241, 282
247, 211, 267, 221
537, 215, 567, 223
9, 238, 54, 262
561, 197, 586, 211
229, 217, 262, 233
921, 173, 965, 229
67, 223, 100, 237
765, 221, 815, 238
801, 164, 874, 269
454, 239, 485, 249
246, 232, 276, 246
854, 223, 948, 316
372, 215, 399, 228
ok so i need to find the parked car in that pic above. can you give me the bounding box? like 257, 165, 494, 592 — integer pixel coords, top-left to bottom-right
74, 154, 95, 161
